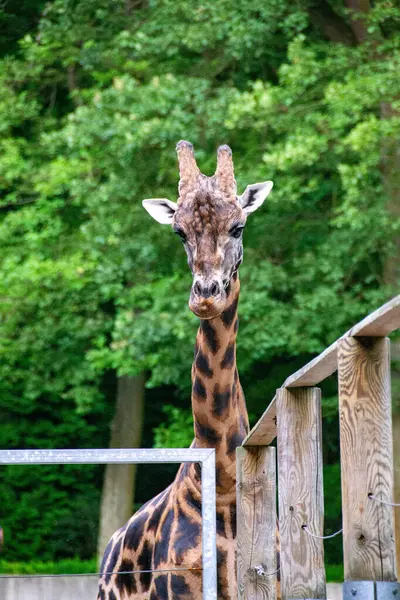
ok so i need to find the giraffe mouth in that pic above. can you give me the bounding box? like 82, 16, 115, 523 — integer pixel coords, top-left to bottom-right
189, 294, 227, 320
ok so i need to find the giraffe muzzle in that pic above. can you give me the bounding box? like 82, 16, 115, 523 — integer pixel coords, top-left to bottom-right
189, 277, 226, 319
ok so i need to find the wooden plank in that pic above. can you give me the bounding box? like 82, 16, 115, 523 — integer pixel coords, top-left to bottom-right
393, 412, 400, 577
236, 446, 277, 600
243, 340, 337, 444
283, 341, 338, 388
244, 295, 400, 447
283, 295, 400, 390
281, 295, 400, 388
242, 397, 276, 447
276, 387, 326, 600
338, 336, 397, 581
350, 294, 400, 336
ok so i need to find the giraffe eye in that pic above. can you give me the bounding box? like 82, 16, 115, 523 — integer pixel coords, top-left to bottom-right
174, 228, 187, 243
230, 224, 245, 239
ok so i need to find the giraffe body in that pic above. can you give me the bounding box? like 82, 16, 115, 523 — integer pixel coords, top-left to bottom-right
98, 142, 273, 600
98, 471, 236, 600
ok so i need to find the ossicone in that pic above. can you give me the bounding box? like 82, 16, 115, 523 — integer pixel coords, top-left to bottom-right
214, 143, 236, 195
176, 140, 199, 195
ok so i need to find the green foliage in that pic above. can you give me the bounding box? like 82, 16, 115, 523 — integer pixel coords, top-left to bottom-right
0, 0, 399, 567
0, 1, 45, 56
153, 406, 194, 449
326, 564, 344, 583
0, 558, 96, 574
323, 463, 343, 565
0, 405, 110, 561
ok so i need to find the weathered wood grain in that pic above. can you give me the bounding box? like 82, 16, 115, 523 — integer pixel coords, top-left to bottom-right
242, 397, 277, 447
338, 336, 397, 581
276, 387, 326, 600
244, 295, 400, 447
236, 446, 277, 600
393, 412, 400, 576
350, 295, 400, 336
283, 341, 338, 388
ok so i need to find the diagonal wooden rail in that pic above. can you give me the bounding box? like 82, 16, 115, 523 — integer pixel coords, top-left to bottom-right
238, 294, 400, 600
243, 294, 400, 447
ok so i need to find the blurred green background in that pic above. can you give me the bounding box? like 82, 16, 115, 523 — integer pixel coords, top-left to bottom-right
0, 0, 399, 580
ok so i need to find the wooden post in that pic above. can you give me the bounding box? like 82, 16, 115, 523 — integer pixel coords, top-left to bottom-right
393, 411, 400, 576
236, 446, 277, 600
392, 340, 400, 576
276, 387, 326, 600
338, 336, 397, 581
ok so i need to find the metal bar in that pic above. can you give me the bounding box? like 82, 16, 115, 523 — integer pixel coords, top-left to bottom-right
201, 451, 217, 600
343, 581, 375, 600
0, 447, 217, 600
0, 448, 214, 465
375, 581, 400, 599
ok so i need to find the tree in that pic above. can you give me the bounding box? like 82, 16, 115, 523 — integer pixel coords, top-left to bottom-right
0, 0, 398, 568
97, 374, 145, 559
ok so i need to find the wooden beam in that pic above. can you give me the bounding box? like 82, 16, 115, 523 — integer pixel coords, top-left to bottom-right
280, 295, 400, 388
244, 295, 400, 447
283, 294, 400, 390
393, 412, 400, 577
283, 341, 338, 388
236, 446, 277, 600
350, 294, 400, 336
244, 339, 337, 445
338, 336, 397, 581
277, 387, 326, 600
242, 396, 276, 447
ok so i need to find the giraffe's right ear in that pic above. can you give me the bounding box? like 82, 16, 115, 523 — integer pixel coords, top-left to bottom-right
142, 199, 177, 225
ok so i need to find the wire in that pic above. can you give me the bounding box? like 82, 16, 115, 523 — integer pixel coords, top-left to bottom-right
0, 567, 202, 580
254, 565, 280, 577
368, 493, 400, 507
302, 525, 343, 540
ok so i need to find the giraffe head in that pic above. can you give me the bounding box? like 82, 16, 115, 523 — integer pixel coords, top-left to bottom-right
143, 141, 273, 319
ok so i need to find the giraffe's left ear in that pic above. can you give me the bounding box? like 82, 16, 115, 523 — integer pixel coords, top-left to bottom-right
142, 198, 177, 225
239, 181, 273, 215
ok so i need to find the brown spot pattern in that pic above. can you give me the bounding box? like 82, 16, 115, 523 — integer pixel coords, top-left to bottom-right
98, 143, 254, 600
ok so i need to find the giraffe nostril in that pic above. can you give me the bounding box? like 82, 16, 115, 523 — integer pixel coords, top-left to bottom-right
210, 281, 220, 297
194, 281, 202, 296
193, 280, 221, 299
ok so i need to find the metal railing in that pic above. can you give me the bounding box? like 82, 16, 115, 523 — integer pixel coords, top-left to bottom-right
0, 448, 217, 600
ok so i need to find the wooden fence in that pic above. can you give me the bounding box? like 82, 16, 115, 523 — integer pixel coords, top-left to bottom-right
236, 295, 400, 600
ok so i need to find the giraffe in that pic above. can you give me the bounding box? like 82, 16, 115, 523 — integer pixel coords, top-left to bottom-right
97, 141, 273, 600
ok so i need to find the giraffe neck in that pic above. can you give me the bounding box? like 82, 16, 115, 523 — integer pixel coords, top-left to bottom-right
191, 274, 249, 495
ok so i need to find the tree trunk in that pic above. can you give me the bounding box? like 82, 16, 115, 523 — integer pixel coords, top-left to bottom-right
308, 1, 356, 46
67, 64, 83, 106
97, 373, 145, 561
345, 0, 371, 44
